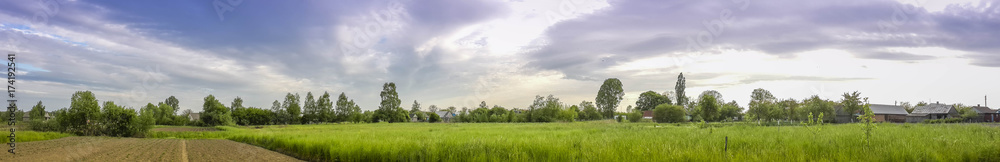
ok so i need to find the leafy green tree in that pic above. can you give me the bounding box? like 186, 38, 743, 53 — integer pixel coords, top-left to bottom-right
675, 73, 688, 106
68, 91, 101, 135
653, 104, 685, 123
157, 102, 176, 125
596, 78, 624, 119
164, 96, 180, 115
747, 88, 778, 121
628, 110, 642, 122
271, 100, 290, 124
778, 98, 800, 121
801, 95, 835, 122
231, 97, 248, 125
636, 91, 671, 111
719, 101, 744, 121
428, 112, 441, 123
282, 93, 301, 124
302, 92, 319, 124
101, 101, 140, 137
840, 91, 863, 117
376, 82, 407, 123
411, 100, 422, 117
317, 92, 333, 122
201, 95, 233, 126
428, 105, 439, 113
578, 101, 601, 120
697, 91, 721, 121
29, 101, 45, 120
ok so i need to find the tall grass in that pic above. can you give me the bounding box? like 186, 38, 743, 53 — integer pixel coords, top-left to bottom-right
152, 121, 1000, 161
14, 131, 73, 142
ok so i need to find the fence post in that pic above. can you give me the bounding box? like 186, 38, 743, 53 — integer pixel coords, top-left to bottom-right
725, 136, 728, 153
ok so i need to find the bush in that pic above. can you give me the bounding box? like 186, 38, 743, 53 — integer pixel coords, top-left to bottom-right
26, 119, 62, 132
653, 104, 685, 123
428, 112, 441, 123
628, 111, 642, 123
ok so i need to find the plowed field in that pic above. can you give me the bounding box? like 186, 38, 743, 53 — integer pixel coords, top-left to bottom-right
0, 137, 302, 162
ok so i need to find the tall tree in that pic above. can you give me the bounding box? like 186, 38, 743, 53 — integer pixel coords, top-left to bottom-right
302, 92, 318, 124
29, 101, 46, 120
377, 82, 406, 122
282, 93, 301, 124
802, 95, 835, 122
777, 98, 800, 121
164, 96, 180, 115
697, 90, 722, 121
636, 91, 672, 111
840, 91, 863, 116
335, 92, 354, 122
719, 100, 744, 121
318, 92, 333, 122
201, 94, 233, 126
428, 105, 439, 113
747, 88, 778, 121
675, 73, 687, 106
231, 96, 244, 111
411, 100, 422, 115
69, 91, 101, 135
596, 78, 624, 118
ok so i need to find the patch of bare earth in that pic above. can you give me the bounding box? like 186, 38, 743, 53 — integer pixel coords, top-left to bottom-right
0, 136, 301, 162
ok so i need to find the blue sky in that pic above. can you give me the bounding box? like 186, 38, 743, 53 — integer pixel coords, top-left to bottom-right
2, 0, 999, 112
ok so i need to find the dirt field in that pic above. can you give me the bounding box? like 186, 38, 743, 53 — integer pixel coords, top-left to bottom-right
0, 137, 302, 162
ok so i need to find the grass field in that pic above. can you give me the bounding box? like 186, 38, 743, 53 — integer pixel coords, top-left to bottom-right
149, 121, 1000, 161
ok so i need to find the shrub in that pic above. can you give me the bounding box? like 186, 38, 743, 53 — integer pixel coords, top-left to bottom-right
653, 104, 685, 123
26, 119, 62, 132
628, 111, 642, 123
428, 112, 441, 123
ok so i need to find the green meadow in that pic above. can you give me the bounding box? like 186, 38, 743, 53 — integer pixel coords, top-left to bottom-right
147, 121, 1000, 161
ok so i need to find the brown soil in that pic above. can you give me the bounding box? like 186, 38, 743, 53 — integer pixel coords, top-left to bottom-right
151, 127, 221, 132
0, 136, 302, 162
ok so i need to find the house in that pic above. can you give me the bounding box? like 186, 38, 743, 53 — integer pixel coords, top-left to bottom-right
971, 105, 999, 122
642, 111, 653, 119
435, 111, 455, 123
21, 113, 29, 121
868, 104, 908, 123
188, 113, 201, 121
906, 103, 958, 123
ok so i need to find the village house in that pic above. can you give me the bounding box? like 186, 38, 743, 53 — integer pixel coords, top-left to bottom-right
868, 104, 908, 123
435, 111, 455, 123
642, 111, 653, 120
188, 113, 201, 121
906, 103, 958, 123
971, 105, 999, 122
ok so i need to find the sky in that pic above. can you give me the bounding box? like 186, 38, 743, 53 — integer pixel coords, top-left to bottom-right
1, 0, 999, 113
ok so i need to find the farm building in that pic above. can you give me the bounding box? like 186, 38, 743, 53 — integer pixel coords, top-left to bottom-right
435, 111, 455, 123
906, 103, 958, 123
868, 104, 908, 123
971, 105, 999, 122
188, 113, 201, 121
642, 111, 653, 119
